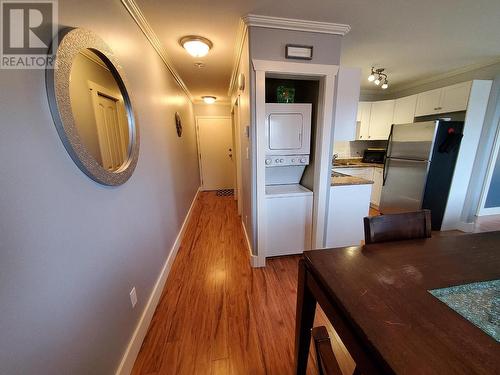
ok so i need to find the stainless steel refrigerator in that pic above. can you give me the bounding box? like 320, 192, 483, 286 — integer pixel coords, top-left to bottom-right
379, 120, 464, 230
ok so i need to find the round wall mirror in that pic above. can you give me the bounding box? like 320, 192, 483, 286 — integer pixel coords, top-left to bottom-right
46, 28, 139, 186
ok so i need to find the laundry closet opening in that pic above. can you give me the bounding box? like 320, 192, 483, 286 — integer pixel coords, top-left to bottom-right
264, 77, 320, 257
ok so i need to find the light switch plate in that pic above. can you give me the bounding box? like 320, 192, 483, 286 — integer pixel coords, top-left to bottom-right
129, 287, 137, 308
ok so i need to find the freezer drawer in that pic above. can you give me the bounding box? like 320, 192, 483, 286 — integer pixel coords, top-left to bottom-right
379, 158, 430, 214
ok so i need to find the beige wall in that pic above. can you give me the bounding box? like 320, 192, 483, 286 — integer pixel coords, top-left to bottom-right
231, 33, 254, 252
194, 103, 231, 117
0, 1, 200, 374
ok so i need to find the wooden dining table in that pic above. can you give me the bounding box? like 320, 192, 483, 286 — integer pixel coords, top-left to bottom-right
294, 231, 500, 374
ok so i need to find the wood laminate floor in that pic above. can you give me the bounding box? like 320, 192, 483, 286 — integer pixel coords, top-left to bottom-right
132, 193, 500, 375
131, 192, 354, 375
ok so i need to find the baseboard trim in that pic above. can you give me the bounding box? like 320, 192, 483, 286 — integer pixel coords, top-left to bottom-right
455, 221, 475, 233
241, 221, 265, 268
115, 187, 200, 375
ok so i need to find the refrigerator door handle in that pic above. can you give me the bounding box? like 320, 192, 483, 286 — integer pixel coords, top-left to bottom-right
386, 124, 394, 158
382, 126, 394, 186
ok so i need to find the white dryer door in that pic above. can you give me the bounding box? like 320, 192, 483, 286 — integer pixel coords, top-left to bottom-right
269, 113, 303, 150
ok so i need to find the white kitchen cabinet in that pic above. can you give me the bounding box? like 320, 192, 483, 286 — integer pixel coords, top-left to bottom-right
370, 167, 383, 207
368, 100, 395, 140
415, 81, 471, 117
393, 95, 417, 124
440, 81, 472, 113
415, 88, 442, 116
333, 67, 361, 141
356, 101, 371, 140
326, 183, 372, 248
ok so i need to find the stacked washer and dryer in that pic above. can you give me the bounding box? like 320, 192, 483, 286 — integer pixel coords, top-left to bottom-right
264, 103, 314, 257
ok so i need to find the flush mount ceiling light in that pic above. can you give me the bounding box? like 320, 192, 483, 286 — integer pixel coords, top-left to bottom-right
368, 67, 389, 90
202, 96, 217, 104
180, 36, 213, 57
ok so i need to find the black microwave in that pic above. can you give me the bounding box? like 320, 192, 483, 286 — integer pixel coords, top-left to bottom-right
362, 148, 386, 164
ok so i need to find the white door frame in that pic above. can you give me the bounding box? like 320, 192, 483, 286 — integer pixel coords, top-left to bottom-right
477, 118, 500, 216
253, 59, 339, 265
232, 96, 244, 215
195, 115, 233, 191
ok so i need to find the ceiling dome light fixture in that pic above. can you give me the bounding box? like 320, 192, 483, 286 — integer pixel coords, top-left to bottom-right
180, 36, 213, 57
368, 67, 389, 90
202, 96, 217, 104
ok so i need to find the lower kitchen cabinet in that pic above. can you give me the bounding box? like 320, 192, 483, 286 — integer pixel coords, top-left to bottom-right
371, 167, 383, 207
326, 183, 372, 248
333, 166, 383, 207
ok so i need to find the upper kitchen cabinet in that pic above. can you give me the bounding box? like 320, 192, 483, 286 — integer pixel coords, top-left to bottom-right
368, 100, 395, 140
415, 81, 471, 116
356, 101, 372, 140
333, 67, 361, 141
393, 94, 417, 124
440, 81, 472, 113
415, 88, 442, 116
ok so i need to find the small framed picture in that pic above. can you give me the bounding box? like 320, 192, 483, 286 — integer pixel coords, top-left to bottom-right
285, 44, 313, 60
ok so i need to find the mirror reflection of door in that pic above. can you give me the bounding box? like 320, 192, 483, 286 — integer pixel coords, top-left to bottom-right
89, 82, 129, 171
196, 117, 234, 190
69, 48, 130, 171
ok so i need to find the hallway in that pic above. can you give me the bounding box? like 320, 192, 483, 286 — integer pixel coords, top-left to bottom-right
131, 192, 354, 375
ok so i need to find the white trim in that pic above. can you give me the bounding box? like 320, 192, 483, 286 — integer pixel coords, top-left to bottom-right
479, 207, 500, 216
241, 220, 265, 268
120, 0, 194, 102
80, 49, 110, 71
441, 80, 493, 230
478, 118, 500, 216
252, 59, 339, 259
228, 19, 248, 96
115, 187, 200, 375
242, 14, 351, 36
456, 221, 475, 233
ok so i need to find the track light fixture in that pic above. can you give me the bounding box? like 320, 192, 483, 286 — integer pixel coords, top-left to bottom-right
368, 67, 389, 89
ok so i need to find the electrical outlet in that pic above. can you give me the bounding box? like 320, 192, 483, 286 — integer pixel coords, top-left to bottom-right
129, 287, 137, 308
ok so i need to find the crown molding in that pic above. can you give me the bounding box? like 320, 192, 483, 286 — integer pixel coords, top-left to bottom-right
228, 19, 248, 96
79, 49, 110, 71
120, 0, 194, 102
388, 57, 500, 95
242, 14, 351, 36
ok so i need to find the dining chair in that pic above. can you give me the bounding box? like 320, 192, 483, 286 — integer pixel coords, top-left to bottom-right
312, 326, 361, 375
363, 209, 432, 244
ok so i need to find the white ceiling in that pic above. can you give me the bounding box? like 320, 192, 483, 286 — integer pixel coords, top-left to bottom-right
137, 0, 500, 102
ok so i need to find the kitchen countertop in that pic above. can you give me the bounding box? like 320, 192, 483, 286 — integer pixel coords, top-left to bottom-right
331, 172, 373, 186
333, 158, 384, 169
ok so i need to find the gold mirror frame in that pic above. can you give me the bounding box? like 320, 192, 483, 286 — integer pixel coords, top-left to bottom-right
46, 28, 139, 186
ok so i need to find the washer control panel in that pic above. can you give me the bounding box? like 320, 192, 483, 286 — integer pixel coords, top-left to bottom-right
265, 155, 309, 166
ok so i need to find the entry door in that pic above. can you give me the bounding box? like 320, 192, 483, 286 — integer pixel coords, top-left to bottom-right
197, 117, 234, 190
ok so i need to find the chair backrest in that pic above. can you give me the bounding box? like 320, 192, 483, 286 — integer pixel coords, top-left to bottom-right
363, 210, 432, 244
